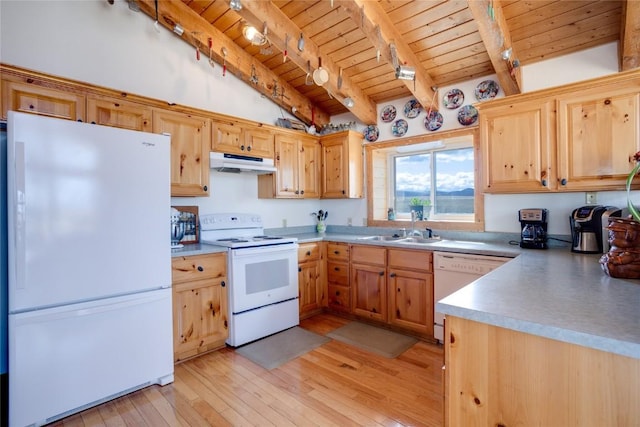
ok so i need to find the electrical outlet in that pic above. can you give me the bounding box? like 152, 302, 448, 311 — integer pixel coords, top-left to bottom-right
347, 217, 352, 226
586, 192, 597, 204
282, 219, 287, 228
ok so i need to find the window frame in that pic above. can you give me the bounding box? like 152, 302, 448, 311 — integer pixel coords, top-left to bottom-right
365, 127, 485, 232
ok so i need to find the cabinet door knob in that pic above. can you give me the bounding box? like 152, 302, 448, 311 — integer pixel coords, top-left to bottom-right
221, 281, 226, 287
379, 271, 384, 276
298, 267, 302, 272
240, 145, 245, 151
203, 185, 208, 192
390, 272, 396, 277
306, 251, 311, 256
335, 290, 340, 296
197, 266, 204, 272
334, 267, 340, 271
560, 178, 567, 186
247, 146, 252, 151
334, 250, 340, 255
541, 179, 547, 187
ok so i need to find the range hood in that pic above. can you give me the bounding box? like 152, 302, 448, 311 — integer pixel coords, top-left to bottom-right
210, 152, 277, 174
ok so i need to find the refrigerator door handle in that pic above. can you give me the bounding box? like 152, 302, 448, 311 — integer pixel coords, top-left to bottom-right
9, 140, 26, 290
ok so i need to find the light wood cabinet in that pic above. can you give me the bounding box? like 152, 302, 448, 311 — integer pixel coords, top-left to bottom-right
244, 125, 275, 158
480, 70, 640, 193
480, 99, 555, 193
87, 95, 152, 132
297, 242, 324, 319
2, 79, 85, 121
153, 109, 210, 197
557, 87, 640, 191
326, 242, 350, 313
212, 120, 274, 158
387, 249, 433, 335
171, 253, 228, 362
320, 130, 364, 199
445, 316, 640, 426
258, 133, 320, 198
351, 245, 387, 322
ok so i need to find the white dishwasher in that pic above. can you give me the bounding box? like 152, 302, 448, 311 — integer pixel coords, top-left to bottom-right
433, 251, 512, 343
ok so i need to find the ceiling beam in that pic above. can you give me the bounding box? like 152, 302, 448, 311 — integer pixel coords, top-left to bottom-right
135, 0, 330, 126
467, 0, 522, 95
336, 0, 438, 111
232, 0, 378, 124
621, 0, 640, 71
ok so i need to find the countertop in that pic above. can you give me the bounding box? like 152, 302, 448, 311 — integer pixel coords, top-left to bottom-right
172, 231, 640, 359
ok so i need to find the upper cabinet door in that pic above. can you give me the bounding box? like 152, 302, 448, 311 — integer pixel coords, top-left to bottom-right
87, 96, 152, 132
480, 100, 556, 193
273, 133, 300, 198
299, 136, 321, 199
153, 109, 210, 197
2, 80, 85, 122
557, 88, 640, 191
211, 120, 243, 154
321, 130, 364, 199
244, 126, 275, 158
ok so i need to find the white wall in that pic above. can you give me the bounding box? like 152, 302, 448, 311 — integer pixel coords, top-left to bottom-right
0, 1, 627, 233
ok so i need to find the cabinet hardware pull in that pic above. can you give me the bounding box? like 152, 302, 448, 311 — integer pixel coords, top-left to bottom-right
334, 250, 340, 255
560, 178, 567, 185
541, 179, 547, 187
334, 267, 340, 271
197, 266, 204, 272
203, 185, 208, 192
298, 267, 302, 272
221, 281, 226, 287
336, 290, 340, 296
379, 271, 384, 276
240, 145, 245, 150
390, 272, 396, 277
306, 251, 311, 256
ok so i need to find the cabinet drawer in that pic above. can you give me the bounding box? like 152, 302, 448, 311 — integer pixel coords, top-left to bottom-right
298, 242, 320, 262
327, 285, 350, 312
172, 253, 227, 284
388, 249, 433, 272
326, 242, 349, 261
351, 245, 386, 266
327, 261, 349, 285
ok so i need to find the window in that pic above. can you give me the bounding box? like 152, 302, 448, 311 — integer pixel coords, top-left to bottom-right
392, 145, 474, 221
366, 128, 483, 231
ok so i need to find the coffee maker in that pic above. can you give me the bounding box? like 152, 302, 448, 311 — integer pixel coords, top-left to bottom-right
519, 208, 548, 249
570, 205, 621, 253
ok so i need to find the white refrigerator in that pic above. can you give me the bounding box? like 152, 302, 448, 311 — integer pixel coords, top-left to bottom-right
6, 111, 174, 427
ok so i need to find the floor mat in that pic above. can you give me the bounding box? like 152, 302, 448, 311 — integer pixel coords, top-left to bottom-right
326, 321, 418, 358
235, 327, 330, 370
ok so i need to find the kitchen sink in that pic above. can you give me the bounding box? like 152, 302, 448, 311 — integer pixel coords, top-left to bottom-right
397, 236, 443, 244
356, 235, 404, 241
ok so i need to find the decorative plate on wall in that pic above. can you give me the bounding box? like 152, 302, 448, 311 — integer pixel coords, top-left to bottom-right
391, 119, 408, 137
457, 105, 479, 126
363, 125, 380, 142
475, 79, 500, 101
443, 88, 464, 109
380, 105, 397, 122
424, 111, 443, 131
403, 99, 423, 118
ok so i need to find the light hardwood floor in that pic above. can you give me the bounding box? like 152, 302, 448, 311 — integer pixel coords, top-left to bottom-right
49, 313, 444, 426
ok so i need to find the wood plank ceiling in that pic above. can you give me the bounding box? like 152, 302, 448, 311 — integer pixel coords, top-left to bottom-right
133, 0, 638, 127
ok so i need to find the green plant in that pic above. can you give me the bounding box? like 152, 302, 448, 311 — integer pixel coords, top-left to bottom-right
626, 151, 640, 221
410, 197, 431, 206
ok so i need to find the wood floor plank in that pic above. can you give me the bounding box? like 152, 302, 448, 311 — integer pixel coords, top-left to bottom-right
45, 313, 444, 427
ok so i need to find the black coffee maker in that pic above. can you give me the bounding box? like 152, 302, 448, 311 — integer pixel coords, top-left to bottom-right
519, 208, 548, 249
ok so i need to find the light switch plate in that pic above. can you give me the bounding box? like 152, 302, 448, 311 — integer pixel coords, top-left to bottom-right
586, 192, 597, 204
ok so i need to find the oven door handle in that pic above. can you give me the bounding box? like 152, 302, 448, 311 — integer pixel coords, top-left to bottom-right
230, 243, 298, 258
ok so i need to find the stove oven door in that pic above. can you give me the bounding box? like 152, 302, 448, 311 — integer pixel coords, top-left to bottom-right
228, 243, 299, 313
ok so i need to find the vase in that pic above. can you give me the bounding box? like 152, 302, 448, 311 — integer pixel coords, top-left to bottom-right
316, 221, 326, 233
599, 217, 640, 279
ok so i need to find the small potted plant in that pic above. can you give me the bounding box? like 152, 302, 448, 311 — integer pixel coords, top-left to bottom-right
409, 197, 431, 220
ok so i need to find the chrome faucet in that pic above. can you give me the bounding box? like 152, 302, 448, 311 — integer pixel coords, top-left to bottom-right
409, 211, 422, 236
